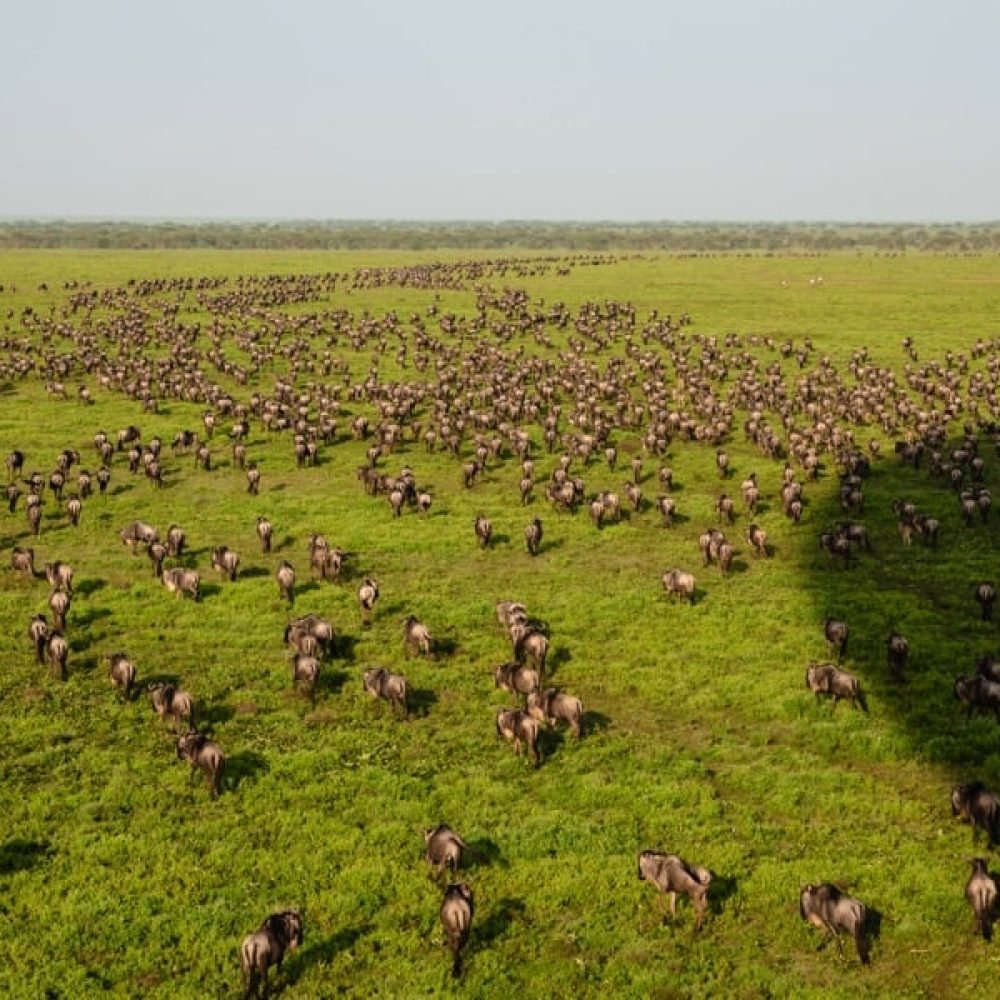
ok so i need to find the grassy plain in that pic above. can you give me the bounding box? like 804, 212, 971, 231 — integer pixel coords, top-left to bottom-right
2, 250, 1000, 998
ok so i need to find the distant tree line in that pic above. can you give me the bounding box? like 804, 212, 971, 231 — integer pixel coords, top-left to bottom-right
1, 220, 999, 252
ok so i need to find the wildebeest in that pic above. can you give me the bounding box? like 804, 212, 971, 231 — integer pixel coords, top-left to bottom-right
440, 883, 474, 978
121, 519, 159, 554
291, 653, 320, 703
424, 824, 467, 879
526, 687, 584, 738
284, 614, 335, 657
716, 494, 735, 524
246, 465, 261, 495
6, 448, 24, 481
48, 588, 70, 632
474, 514, 492, 549
162, 567, 200, 601
358, 578, 380, 627
276, 561, 295, 604
976, 582, 996, 621
212, 545, 240, 582
799, 883, 869, 964
951, 783, 1000, 846
46, 630, 68, 680
716, 449, 729, 478
11, 546, 35, 578
823, 618, 849, 662
662, 568, 696, 603
404, 615, 433, 657
494, 662, 540, 702
147, 540, 167, 578
495, 708, 541, 767
524, 517, 543, 556
107, 653, 136, 701
256, 515, 272, 553
240, 909, 303, 1000
805, 662, 865, 710
510, 621, 548, 677
28, 613, 48, 664
176, 730, 225, 797
656, 495, 675, 527
148, 682, 195, 730
45, 560, 74, 594
363, 666, 408, 716
66, 496, 82, 525
7, 482, 21, 513
637, 850, 713, 930
746, 523, 768, 557
966, 859, 998, 941
886, 632, 909, 680
955, 675, 1000, 721
27, 502, 41, 536
166, 524, 186, 558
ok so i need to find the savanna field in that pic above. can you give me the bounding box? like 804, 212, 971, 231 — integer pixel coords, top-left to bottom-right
4, 249, 1000, 999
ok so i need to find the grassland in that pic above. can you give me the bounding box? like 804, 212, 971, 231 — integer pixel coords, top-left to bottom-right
2, 250, 1000, 998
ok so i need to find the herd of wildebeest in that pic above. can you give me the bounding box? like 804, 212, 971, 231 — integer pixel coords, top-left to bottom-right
5, 257, 1000, 992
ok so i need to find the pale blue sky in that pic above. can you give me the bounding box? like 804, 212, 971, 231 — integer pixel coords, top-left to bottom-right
2, 0, 997, 220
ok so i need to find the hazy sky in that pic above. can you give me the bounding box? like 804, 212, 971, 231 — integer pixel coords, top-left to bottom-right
2, 0, 998, 221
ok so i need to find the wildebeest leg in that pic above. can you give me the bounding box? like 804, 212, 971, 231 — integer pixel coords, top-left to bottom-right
668, 892, 677, 923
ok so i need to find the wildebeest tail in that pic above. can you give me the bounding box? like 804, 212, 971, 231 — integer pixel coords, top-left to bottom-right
451, 950, 463, 978
854, 915, 870, 964
214, 758, 226, 797
978, 907, 992, 941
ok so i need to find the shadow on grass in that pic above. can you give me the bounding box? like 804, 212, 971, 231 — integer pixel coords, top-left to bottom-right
239, 565, 270, 579
274, 534, 295, 552
408, 687, 438, 718
198, 702, 235, 731
199, 582, 223, 600
548, 644, 571, 676
74, 606, 112, 630
226, 750, 269, 790
584, 710, 612, 735
283, 925, 372, 990
466, 837, 506, 869
320, 668, 350, 695
332, 634, 360, 662
708, 874, 740, 918
473, 897, 526, 948
75, 578, 106, 597
0, 839, 53, 874
433, 636, 460, 658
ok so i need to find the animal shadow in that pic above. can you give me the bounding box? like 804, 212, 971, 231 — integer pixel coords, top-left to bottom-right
708, 874, 740, 917
331, 634, 359, 662
408, 687, 438, 718
74, 607, 112, 630
226, 750, 269, 790
0, 839, 53, 874
540, 536, 564, 554
474, 897, 526, 948
548, 645, 571, 675
199, 583, 222, 600
465, 837, 506, 869
433, 636, 459, 658
274, 534, 295, 552
75, 578, 106, 597
490, 533, 510, 547
321, 668, 350, 695
239, 566, 270, 579
284, 925, 371, 989
198, 703, 235, 731
583, 710, 612, 735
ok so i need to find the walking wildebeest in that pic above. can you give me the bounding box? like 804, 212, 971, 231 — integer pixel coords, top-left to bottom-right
162, 567, 200, 601
662, 568, 696, 603
886, 632, 909, 680
240, 909, 303, 1000
526, 687, 584, 738
11, 546, 35, 578
951, 783, 1000, 846
799, 883, 869, 964
637, 850, 713, 930
474, 514, 492, 549
363, 667, 408, 717
510, 621, 548, 677
147, 540, 167, 578
495, 708, 541, 767
212, 545, 240, 582
256, 516, 272, 553
46, 630, 68, 680
823, 619, 849, 662
107, 653, 136, 701
358, 578, 380, 627
28, 613, 48, 664
246, 465, 261, 495
166, 524, 186, 558
291, 653, 320, 703
746, 523, 768, 558
66, 496, 82, 526
49, 589, 70, 632
440, 883, 474, 978
524, 517, 543, 555
121, 520, 159, 554
148, 682, 195, 730
966, 859, 998, 941
45, 561, 73, 594
976, 583, 996, 621
176, 730, 225, 797
424, 824, 467, 879
403, 615, 433, 657
276, 561, 295, 604
805, 662, 865, 710
494, 662, 540, 702
955, 675, 1000, 721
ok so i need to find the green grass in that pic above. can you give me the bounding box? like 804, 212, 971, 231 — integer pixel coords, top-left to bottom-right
2, 250, 1000, 998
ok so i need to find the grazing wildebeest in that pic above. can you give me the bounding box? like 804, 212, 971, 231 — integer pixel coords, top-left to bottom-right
291, 653, 320, 703
637, 851, 713, 930
45, 560, 74, 594
11, 546, 35, 578
148, 682, 195, 731
404, 615, 433, 657
494, 662, 540, 702
662, 568, 696, 604
358, 578, 380, 627
440, 883, 474, 979
474, 514, 492, 549
823, 619, 849, 662
955, 676, 1000, 721
966, 859, 998, 941
805, 662, 865, 710
524, 517, 543, 555
276, 561, 295, 604
363, 666, 408, 716
951, 783, 1000, 846
799, 883, 869, 964
121, 520, 159, 554
424, 824, 467, 879
526, 687, 584, 738
28, 613, 48, 664
176, 730, 225, 797
886, 632, 909, 680
976, 583, 996, 621
162, 567, 200, 601
495, 708, 541, 767
256, 516, 272, 554
46, 630, 68, 680
166, 524, 186, 558
212, 545, 240, 582
49, 589, 70, 632
107, 653, 136, 701
240, 909, 303, 1000
746, 523, 768, 557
